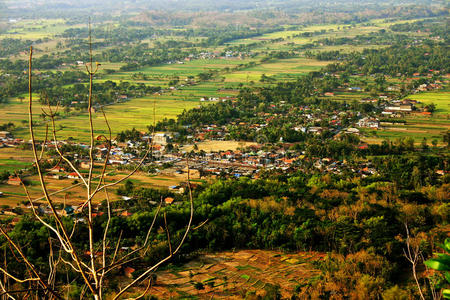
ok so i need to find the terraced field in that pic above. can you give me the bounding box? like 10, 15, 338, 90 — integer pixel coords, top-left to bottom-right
147, 250, 324, 299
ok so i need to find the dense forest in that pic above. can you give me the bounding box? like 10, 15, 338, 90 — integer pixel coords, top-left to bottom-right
4, 143, 448, 298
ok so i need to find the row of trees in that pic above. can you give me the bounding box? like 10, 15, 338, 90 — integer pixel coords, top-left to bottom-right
40, 80, 161, 108
315, 42, 449, 76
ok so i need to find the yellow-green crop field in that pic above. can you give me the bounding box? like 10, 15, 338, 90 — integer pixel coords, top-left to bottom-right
362, 90, 450, 145
9, 96, 200, 142
406, 91, 450, 114
224, 57, 330, 83
1, 16, 448, 143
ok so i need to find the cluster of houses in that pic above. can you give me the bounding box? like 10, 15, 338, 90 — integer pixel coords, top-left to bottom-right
1, 129, 382, 194
200, 96, 236, 102
181, 51, 253, 62
0, 131, 18, 148
146, 141, 385, 181
382, 99, 415, 116
414, 82, 443, 92
0, 67, 447, 200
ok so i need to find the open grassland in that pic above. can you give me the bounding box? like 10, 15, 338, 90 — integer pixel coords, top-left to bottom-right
137, 250, 324, 299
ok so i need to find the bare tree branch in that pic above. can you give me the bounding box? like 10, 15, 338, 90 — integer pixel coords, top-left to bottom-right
112, 158, 194, 299
27, 46, 97, 297
403, 223, 426, 300
2, 25, 194, 299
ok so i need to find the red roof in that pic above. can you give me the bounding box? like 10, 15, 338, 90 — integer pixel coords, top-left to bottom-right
165, 197, 174, 204
358, 144, 369, 150
124, 267, 135, 277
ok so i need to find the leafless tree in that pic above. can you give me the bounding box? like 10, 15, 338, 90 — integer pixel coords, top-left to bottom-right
403, 223, 443, 300
403, 223, 426, 300
0, 26, 194, 299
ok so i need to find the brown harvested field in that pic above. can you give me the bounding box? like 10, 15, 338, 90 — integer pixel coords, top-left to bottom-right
183, 140, 257, 152
0, 169, 186, 208
385, 127, 428, 133
0, 148, 35, 161
128, 173, 186, 188
0, 146, 190, 209
0, 173, 121, 207
142, 249, 324, 299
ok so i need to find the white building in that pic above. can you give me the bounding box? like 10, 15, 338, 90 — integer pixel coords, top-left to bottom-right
153, 133, 172, 145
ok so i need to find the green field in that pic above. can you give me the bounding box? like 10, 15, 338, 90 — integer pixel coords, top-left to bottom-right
1, 19, 79, 39
362, 91, 449, 145
0, 94, 54, 131
1, 16, 448, 142
362, 90, 450, 145
0, 159, 30, 172
363, 127, 445, 145
228, 18, 425, 53
10, 95, 200, 141
5, 54, 331, 141
406, 91, 450, 114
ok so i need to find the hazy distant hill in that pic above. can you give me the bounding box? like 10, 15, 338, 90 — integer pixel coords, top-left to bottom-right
3, 0, 444, 13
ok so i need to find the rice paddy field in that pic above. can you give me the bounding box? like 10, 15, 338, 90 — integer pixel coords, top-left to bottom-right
0, 165, 187, 208
0, 148, 34, 174
226, 18, 422, 53
406, 91, 450, 114
132, 249, 325, 299
0, 93, 52, 126
6, 93, 202, 141
3, 54, 330, 142
0, 16, 448, 144
224, 57, 330, 83
360, 90, 450, 145
102, 58, 258, 84
182, 140, 257, 152
1, 18, 79, 40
